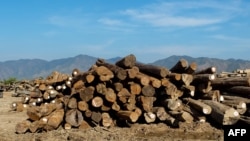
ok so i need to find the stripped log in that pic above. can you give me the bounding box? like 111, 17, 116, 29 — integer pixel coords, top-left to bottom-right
138, 96, 156, 112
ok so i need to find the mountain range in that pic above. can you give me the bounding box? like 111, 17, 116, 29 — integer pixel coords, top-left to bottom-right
1, 54, 250, 80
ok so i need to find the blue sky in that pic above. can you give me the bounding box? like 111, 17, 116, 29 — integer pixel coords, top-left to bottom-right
0, 0, 250, 63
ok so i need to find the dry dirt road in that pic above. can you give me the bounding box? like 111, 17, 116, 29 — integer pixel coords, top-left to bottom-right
0, 92, 224, 141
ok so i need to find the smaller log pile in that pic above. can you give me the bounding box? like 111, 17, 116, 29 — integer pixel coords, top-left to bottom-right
13, 54, 250, 134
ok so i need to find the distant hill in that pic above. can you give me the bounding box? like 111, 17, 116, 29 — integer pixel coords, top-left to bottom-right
1, 54, 250, 80
152, 55, 250, 73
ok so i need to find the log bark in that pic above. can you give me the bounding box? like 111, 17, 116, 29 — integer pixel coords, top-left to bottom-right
135, 62, 169, 78
182, 105, 206, 123
183, 98, 212, 115
226, 86, 250, 98
202, 100, 240, 125
185, 62, 197, 74
221, 98, 247, 115
170, 59, 188, 73
195, 66, 216, 74
211, 77, 250, 88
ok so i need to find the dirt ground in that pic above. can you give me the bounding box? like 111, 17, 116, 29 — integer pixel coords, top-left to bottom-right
0, 92, 224, 141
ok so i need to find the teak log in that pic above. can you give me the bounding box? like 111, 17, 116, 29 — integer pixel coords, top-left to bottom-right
168, 110, 194, 123
91, 96, 104, 108
194, 66, 216, 74
226, 86, 250, 98
138, 96, 156, 112
202, 100, 240, 125
193, 74, 216, 82
170, 59, 188, 73
152, 107, 171, 122
221, 98, 247, 115
183, 98, 212, 115
127, 66, 139, 79
183, 105, 206, 123
47, 109, 64, 130
144, 112, 156, 123
115, 54, 136, 68
65, 109, 83, 127
185, 62, 197, 74
15, 120, 31, 134
141, 85, 155, 97
104, 88, 117, 103
129, 82, 141, 95
96, 58, 127, 80
91, 111, 102, 123
181, 85, 195, 97
101, 112, 113, 127
78, 100, 89, 112
200, 90, 221, 102
211, 77, 250, 88
116, 110, 140, 123
135, 62, 169, 78
79, 86, 95, 102
162, 98, 182, 111
94, 66, 114, 81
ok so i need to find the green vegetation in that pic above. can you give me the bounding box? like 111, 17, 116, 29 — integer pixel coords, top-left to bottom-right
0, 77, 18, 85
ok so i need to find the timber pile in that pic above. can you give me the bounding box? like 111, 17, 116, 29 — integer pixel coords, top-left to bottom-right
13, 54, 250, 134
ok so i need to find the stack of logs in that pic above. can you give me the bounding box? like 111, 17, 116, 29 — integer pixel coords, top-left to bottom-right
14, 54, 250, 134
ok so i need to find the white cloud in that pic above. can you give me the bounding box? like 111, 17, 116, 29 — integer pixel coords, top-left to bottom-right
121, 1, 244, 27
